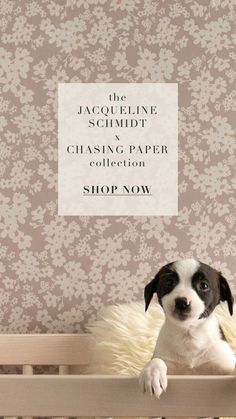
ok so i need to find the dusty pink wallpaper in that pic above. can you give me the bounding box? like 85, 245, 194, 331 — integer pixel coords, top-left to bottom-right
0, 0, 235, 332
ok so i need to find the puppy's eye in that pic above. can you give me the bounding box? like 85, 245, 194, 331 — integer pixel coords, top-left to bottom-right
198, 281, 209, 291
166, 278, 174, 286
164, 276, 176, 287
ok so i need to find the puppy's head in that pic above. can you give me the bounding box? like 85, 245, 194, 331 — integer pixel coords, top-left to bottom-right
145, 258, 234, 326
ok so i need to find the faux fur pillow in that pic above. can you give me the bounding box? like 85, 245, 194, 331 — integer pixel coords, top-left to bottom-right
86, 301, 236, 375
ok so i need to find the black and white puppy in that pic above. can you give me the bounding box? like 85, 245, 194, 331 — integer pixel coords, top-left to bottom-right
139, 258, 236, 398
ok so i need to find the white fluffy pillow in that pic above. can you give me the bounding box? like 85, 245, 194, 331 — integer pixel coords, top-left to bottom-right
86, 301, 236, 375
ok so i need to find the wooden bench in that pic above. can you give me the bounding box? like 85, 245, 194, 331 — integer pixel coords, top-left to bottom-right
0, 334, 235, 417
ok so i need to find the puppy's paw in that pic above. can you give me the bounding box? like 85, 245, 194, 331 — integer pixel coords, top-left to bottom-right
139, 358, 168, 398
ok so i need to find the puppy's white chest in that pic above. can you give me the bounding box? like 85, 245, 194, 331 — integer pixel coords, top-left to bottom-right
175, 332, 207, 365
161, 336, 208, 370
157, 325, 209, 367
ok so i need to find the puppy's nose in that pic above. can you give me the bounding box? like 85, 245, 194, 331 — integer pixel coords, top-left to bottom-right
175, 297, 191, 311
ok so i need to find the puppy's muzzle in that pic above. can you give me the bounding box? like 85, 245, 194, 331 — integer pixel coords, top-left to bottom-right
175, 297, 191, 313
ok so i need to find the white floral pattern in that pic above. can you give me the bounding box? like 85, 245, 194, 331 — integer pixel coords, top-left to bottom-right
0, 0, 235, 332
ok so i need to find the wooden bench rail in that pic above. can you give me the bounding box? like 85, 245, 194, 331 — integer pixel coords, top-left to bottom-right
0, 334, 94, 365
0, 334, 235, 417
0, 375, 235, 417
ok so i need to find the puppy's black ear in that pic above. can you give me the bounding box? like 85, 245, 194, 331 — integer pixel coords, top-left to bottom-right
219, 274, 234, 315
144, 275, 159, 311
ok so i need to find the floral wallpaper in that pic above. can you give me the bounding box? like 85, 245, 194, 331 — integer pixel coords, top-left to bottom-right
0, 0, 235, 332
